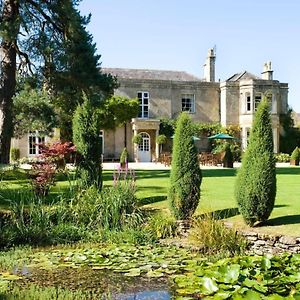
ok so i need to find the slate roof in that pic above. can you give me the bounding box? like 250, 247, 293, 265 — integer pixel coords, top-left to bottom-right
226, 71, 260, 82
103, 68, 202, 82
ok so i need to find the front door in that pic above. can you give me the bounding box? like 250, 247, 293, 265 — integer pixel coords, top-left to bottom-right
138, 132, 151, 162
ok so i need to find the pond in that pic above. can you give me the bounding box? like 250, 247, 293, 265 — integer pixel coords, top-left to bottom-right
14, 267, 173, 299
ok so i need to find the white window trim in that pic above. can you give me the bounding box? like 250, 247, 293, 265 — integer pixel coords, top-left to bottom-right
181, 94, 195, 113
138, 132, 150, 152
28, 131, 45, 156
137, 91, 149, 119
245, 93, 251, 113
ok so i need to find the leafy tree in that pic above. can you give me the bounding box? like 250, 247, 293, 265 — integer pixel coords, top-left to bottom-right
101, 96, 139, 147
168, 112, 202, 220
0, 0, 116, 163
72, 93, 103, 189
279, 107, 300, 154
159, 118, 176, 137
13, 87, 57, 138
235, 98, 276, 226
46, 3, 118, 140
101, 96, 139, 129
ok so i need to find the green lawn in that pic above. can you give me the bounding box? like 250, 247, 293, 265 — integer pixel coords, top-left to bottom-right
1, 167, 300, 237
130, 167, 300, 237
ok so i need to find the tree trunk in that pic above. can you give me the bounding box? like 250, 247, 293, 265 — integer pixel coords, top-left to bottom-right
0, 0, 19, 164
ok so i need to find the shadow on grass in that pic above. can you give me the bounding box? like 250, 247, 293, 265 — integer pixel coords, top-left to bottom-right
264, 215, 300, 226
103, 170, 170, 181
202, 168, 237, 178
274, 204, 289, 208
276, 167, 300, 175
139, 195, 167, 206
197, 207, 240, 220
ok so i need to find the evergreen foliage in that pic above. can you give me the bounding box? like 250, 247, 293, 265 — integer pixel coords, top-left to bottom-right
159, 118, 176, 137
279, 107, 300, 154
235, 99, 276, 226
156, 134, 167, 145
168, 113, 202, 220
72, 94, 103, 189
101, 96, 139, 129
132, 134, 142, 145
13, 87, 57, 138
290, 147, 300, 161
223, 142, 234, 168
0, 0, 117, 163
120, 148, 129, 165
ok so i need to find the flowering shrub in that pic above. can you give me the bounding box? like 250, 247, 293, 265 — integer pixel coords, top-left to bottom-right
275, 153, 290, 163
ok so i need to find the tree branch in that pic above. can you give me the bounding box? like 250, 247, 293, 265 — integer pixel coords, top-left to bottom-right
25, 0, 63, 32
15, 43, 34, 75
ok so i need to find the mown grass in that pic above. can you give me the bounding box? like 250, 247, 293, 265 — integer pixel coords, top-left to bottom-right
132, 167, 300, 237
1, 167, 300, 237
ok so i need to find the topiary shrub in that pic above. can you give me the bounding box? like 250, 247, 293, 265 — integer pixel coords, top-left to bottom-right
132, 134, 142, 145
119, 147, 129, 168
72, 94, 103, 189
168, 112, 202, 220
223, 142, 234, 168
290, 147, 300, 166
235, 98, 276, 226
10, 148, 20, 162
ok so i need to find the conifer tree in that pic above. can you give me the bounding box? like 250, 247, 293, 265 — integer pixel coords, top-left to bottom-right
235, 98, 276, 226
168, 112, 202, 220
0, 0, 117, 163
72, 94, 102, 189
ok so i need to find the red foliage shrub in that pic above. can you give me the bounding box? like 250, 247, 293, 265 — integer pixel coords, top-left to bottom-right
31, 141, 76, 196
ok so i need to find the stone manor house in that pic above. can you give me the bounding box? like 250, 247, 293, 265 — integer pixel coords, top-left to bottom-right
11, 48, 288, 162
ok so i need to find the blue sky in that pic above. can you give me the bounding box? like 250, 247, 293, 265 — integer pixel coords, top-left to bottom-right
79, 0, 300, 112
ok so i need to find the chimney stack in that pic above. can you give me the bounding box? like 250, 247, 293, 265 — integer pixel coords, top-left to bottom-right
261, 61, 273, 80
203, 48, 216, 82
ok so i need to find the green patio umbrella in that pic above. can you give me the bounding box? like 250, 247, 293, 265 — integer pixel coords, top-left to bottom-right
208, 133, 235, 140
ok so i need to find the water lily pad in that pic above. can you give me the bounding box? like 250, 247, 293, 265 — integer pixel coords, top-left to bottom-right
146, 269, 165, 278
200, 277, 219, 295
124, 268, 141, 277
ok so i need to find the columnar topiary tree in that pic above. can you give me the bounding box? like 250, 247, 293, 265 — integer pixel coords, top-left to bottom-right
235, 98, 276, 226
168, 112, 202, 220
72, 94, 103, 189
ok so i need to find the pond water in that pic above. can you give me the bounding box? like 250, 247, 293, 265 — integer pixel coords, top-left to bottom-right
15, 266, 172, 299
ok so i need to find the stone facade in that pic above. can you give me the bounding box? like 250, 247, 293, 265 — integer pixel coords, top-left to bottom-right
221, 67, 288, 153
10, 49, 288, 162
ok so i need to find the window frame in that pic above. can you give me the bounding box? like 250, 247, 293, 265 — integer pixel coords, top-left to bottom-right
181, 94, 195, 113
28, 131, 45, 156
137, 91, 149, 119
245, 93, 251, 112
254, 93, 262, 111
